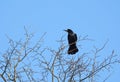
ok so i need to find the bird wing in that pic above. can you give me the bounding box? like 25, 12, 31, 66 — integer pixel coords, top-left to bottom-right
74, 33, 77, 42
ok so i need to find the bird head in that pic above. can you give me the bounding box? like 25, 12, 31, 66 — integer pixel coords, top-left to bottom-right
64, 29, 73, 34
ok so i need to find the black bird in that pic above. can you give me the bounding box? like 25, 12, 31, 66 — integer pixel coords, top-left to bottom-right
64, 29, 78, 55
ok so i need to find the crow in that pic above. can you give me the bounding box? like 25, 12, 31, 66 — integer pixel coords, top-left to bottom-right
64, 29, 78, 55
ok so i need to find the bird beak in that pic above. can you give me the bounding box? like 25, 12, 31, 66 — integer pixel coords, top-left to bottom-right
64, 29, 67, 32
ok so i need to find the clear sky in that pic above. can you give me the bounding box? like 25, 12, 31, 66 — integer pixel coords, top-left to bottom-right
0, 0, 120, 82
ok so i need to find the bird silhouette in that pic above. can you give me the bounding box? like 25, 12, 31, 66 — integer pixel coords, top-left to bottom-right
64, 29, 78, 55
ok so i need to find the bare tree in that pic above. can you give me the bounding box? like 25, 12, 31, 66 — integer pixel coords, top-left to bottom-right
0, 28, 119, 82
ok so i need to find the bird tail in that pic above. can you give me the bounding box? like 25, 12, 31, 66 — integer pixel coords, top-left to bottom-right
68, 45, 78, 55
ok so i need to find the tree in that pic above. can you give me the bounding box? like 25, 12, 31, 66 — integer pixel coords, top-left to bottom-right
0, 28, 119, 82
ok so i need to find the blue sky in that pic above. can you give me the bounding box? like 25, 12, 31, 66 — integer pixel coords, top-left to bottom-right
0, 0, 120, 82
